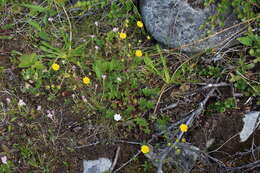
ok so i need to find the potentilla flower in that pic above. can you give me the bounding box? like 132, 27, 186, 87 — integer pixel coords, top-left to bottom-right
114, 113, 122, 121
52, 63, 60, 71
18, 99, 26, 107
135, 50, 143, 57
179, 124, 188, 132
119, 32, 127, 39
141, 145, 150, 154
136, 21, 144, 28
83, 76, 91, 85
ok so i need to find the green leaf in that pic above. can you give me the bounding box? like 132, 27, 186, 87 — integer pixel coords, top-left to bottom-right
1, 23, 15, 30
32, 61, 45, 69
0, 35, 13, 39
144, 56, 159, 74
28, 20, 42, 31
22, 4, 49, 13
38, 31, 50, 41
40, 41, 60, 52
237, 36, 252, 46
93, 60, 103, 79
18, 53, 38, 68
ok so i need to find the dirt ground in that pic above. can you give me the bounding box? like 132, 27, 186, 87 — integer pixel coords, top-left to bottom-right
1, 24, 259, 173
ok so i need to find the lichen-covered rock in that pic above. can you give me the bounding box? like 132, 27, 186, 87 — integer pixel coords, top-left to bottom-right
83, 158, 112, 173
140, 0, 243, 53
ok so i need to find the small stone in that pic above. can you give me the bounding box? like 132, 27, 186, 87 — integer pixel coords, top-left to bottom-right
83, 158, 112, 173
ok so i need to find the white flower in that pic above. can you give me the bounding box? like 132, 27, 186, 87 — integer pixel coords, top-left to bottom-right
116, 77, 122, 82
37, 105, 42, 111
112, 27, 119, 32
102, 75, 107, 79
1, 156, 7, 164
114, 113, 122, 121
95, 46, 99, 50
47, 110, 54, 119
94, 21, 98, 26
18, 99, 26, 107
48, 17, 54, 22
89, 35, 96, 38
81, 96, 87, 103
6, 98, 11, 104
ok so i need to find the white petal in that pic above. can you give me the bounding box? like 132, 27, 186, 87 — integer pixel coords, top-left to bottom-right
1, 156, 7, 164
114, 114, 122, 121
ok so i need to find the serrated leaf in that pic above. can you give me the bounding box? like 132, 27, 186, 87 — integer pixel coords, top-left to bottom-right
18, 53, 38, 68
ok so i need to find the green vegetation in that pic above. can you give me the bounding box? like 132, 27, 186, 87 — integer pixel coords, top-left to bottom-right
0, 0, 259, 172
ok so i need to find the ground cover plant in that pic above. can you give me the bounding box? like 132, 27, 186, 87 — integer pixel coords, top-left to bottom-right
0, 0, 259, 172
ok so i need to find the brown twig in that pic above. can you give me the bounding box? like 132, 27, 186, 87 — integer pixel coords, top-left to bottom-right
110, 146, 121, 172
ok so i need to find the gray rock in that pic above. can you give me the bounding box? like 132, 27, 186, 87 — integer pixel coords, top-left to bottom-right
240, 111, 260, 142
140, 0, 243, 53
83, 158, 112, 173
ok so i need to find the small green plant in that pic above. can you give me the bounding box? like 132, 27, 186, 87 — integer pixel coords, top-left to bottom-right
142, 160, 153, 172
0, 161, 14, 173
208, 97, 236, 113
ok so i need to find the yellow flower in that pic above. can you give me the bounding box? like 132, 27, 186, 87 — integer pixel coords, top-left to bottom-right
147, 35, 151, 40
175, 148, 181, 155
52, 63, 60, 71
141, 145, 150, 154
137, 21, 144, 28
181, 138, 186, 143
45, 85, 50, 90
135, 50, 143, 57
179, 124, 188, 132
83, 76, 90, 85
119, 32, 127, 39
